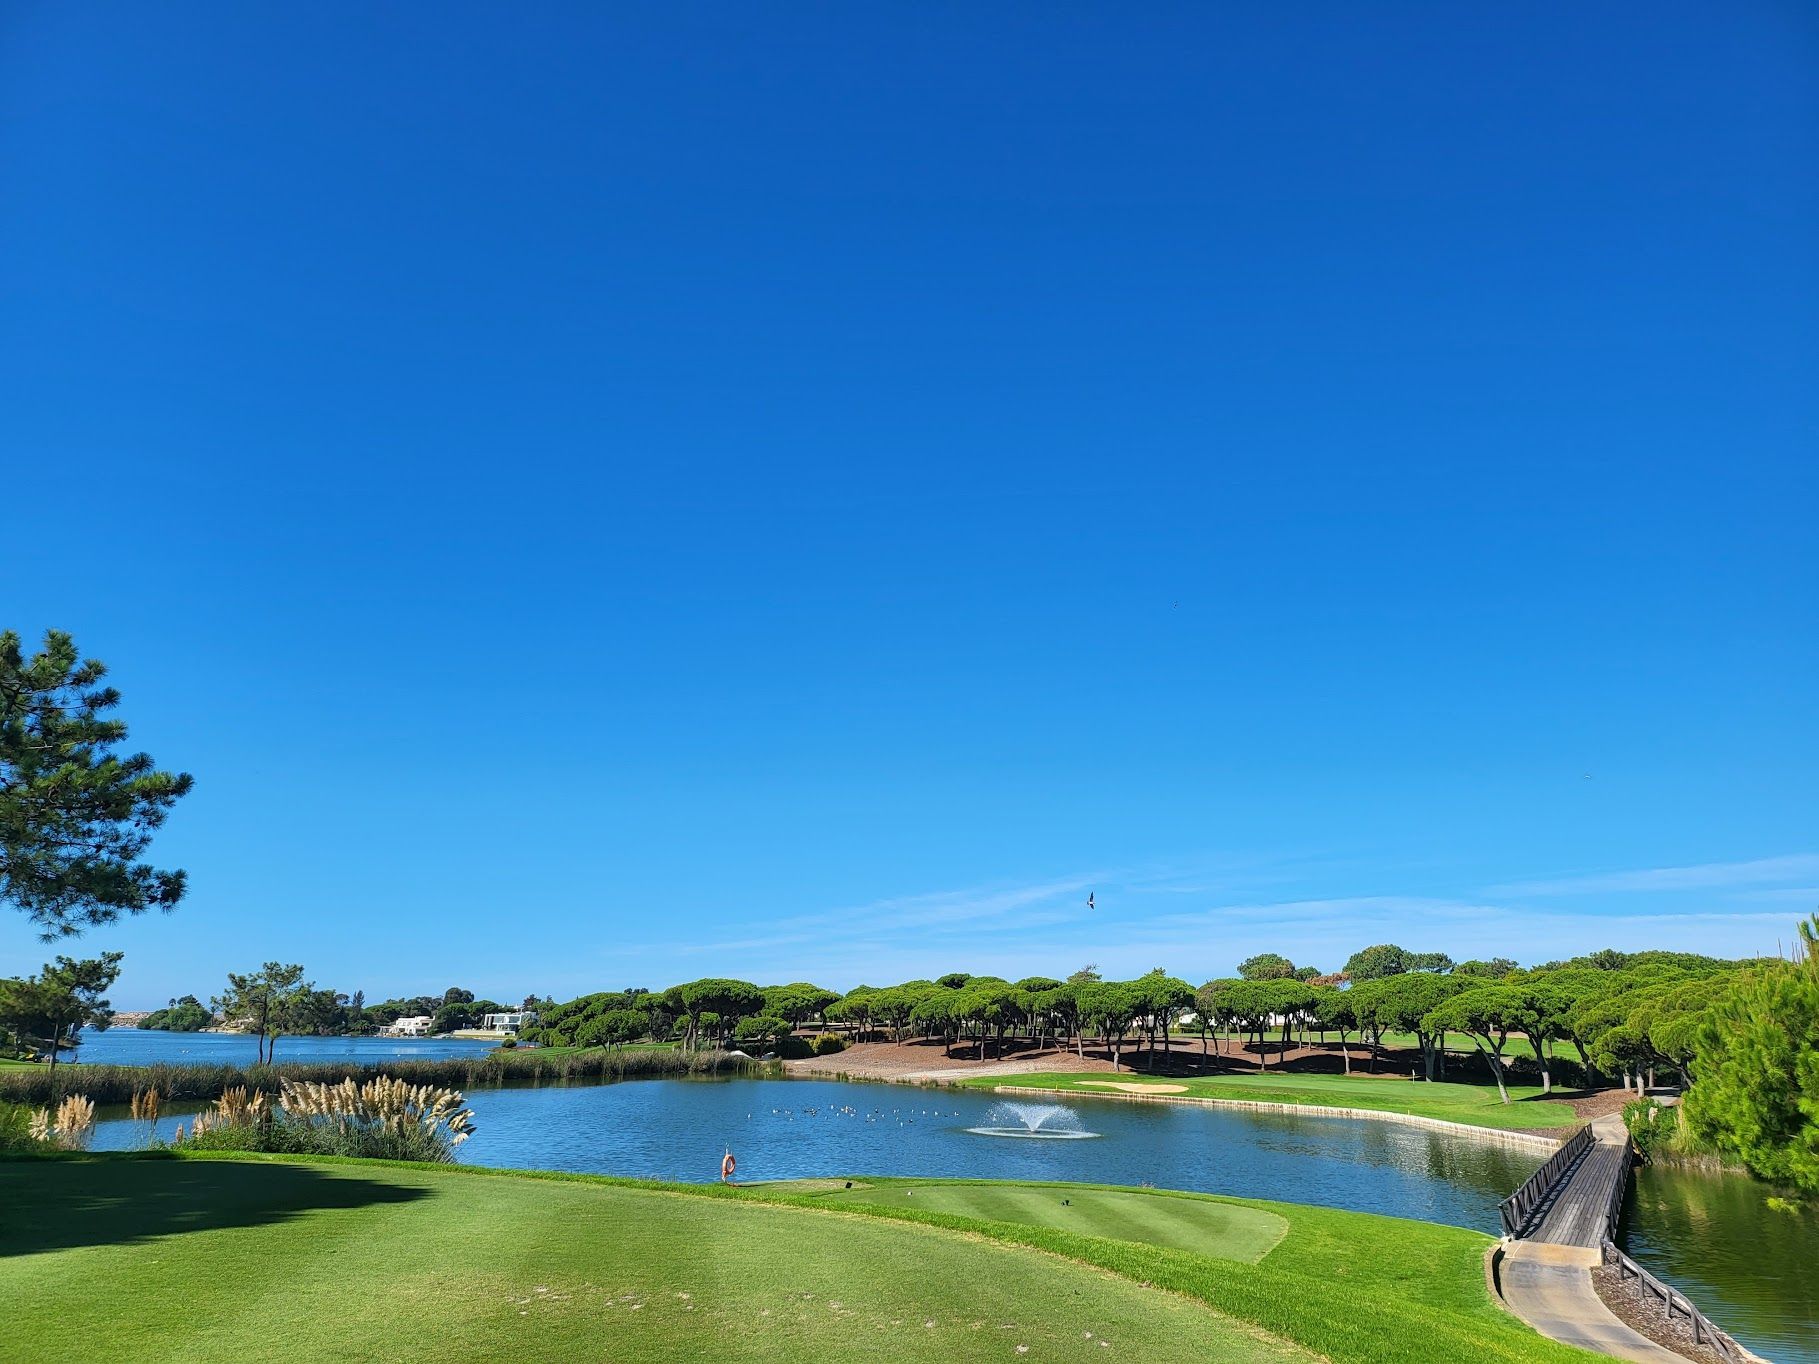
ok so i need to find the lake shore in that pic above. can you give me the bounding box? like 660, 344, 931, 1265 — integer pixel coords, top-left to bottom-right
981, 1080, 1567, 1153
787, 1039, 1584, 1144
0, 1046, 757, 1106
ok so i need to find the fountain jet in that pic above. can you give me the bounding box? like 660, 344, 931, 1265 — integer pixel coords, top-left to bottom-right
967, 1101, 1098, 1140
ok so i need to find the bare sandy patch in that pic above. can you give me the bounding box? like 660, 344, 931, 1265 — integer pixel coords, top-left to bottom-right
1074, 1081, 1189, 1095
784, 1039, 1116, 1082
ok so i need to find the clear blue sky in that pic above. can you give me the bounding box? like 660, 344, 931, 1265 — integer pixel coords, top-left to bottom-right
3, 4, 1815, 1007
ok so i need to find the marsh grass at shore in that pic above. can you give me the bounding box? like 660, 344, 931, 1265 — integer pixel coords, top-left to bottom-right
0, 1046, 760, 1107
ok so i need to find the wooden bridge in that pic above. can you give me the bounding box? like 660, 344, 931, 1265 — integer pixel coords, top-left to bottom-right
1494, 1113, 1758, 1363
1499, 1119, 1629, 1248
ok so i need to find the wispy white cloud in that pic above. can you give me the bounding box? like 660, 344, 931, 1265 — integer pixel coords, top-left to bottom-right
616, 870, 1110, 959
1487, 854, 1819, 898
1729, 885, 1819, 905
1129, 895, 1506, 930
590, 852, 1819, 991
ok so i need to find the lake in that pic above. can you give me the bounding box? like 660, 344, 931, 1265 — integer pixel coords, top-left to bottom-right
1620, 1161, 1818, 1364
76, 1031, 1814, 1363
93, 1074, 1534, 1227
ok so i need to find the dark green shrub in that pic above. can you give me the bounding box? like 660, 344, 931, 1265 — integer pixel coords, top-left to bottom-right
1624, 1097, 1680, 1158
140, 997, 212, 1032
811, 1032, 847, 1056
0, 1101, 47, 1154
732, 1015, 790, 1050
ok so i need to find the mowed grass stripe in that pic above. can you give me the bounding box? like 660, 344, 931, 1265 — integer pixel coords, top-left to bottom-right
772, 1176, 1593, 1364
812, 1182, 1286, 1262
0, 1157, 1311, 1364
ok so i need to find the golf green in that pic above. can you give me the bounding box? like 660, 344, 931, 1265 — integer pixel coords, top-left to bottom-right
804, 1180, 1288, 1261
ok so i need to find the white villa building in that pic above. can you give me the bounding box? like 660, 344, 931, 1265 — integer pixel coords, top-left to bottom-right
479, 1010, 538, 1035
384, 1015, 434, 1037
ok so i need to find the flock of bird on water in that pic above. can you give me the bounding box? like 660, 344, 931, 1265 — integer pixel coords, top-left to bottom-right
753, 1104, 965, 1126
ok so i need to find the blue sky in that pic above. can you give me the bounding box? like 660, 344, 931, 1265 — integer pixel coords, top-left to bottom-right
2, 4, 1815, 1007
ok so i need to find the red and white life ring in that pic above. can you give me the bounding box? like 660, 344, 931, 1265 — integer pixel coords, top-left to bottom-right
721, 1151, 736, 1182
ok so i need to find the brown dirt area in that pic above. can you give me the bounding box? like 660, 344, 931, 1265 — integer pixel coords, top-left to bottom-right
1566, 1088, 1657, 1121
784, 1038, 1118, 1081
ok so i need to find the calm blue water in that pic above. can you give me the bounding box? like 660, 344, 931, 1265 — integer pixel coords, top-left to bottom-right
93, 1075, 1538, 1232
77, 1032, 1811, 1363
461, 1080, 1540, 1231
71, 1028, 498, 1066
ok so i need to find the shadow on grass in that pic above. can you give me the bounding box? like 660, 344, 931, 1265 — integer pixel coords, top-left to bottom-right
0, 1155, 430, 1258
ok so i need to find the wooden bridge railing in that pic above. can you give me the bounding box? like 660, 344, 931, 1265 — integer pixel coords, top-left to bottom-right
1599, 1239, 1752, 1363
1496, 1124, 1758, 1361
1596, 1139, 1628, 1242
1498, 1122, 1593, 1238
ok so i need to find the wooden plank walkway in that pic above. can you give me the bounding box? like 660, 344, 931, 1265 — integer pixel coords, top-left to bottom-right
1496, 1114, 1694, 1363
1495, 1113, 1762, 1362
1530, 1139, 1631, 1248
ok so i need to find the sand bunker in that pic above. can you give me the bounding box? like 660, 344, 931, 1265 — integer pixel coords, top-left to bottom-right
1073, 1081, 1189, 1095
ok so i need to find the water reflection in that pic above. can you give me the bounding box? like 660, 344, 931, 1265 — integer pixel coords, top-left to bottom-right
93, 1076, 1537, 1232
70, 1028, 498, 1067
1620, 1163, 1818, 1364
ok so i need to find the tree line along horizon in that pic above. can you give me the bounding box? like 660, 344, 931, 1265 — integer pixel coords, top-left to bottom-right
2, 626, 1816, 1199
14, 929, 1814, 1193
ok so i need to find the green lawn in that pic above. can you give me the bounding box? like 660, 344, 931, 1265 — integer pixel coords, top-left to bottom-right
0, 1155, 1302, 1364
1372, 1030, 1567, 1066
774, 1176, 1592, 1364
802, 1180, 1288, 1260
0, 1154, 1599, 1364
970, 1071, 1582, 1132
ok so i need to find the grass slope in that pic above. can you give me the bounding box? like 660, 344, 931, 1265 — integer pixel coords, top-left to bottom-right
758, 1176, 1592, 1364
973, 1071, 1580, 1131
802, 1180, 1287, 1261
0, 1155, 1603, 1364
0, 1156, 1306, 1364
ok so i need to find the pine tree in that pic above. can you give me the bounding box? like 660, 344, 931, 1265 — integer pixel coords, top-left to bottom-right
1, 630, 194, 937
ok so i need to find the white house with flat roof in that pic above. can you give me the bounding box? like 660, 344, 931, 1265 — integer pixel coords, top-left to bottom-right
385, 1015, 434, 1037
479, 1010, 537, 1035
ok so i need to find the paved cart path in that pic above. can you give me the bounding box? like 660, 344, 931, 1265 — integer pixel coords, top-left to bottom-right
1499, 1115, 1693, 1363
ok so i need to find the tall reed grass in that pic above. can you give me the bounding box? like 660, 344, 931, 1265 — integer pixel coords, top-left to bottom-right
0, 1045, 758, 1107
28, 1094, 96, 1150
173, 1077, 477, 1161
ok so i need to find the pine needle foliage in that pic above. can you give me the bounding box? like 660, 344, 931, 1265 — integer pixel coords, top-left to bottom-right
0, 630, 194, 938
